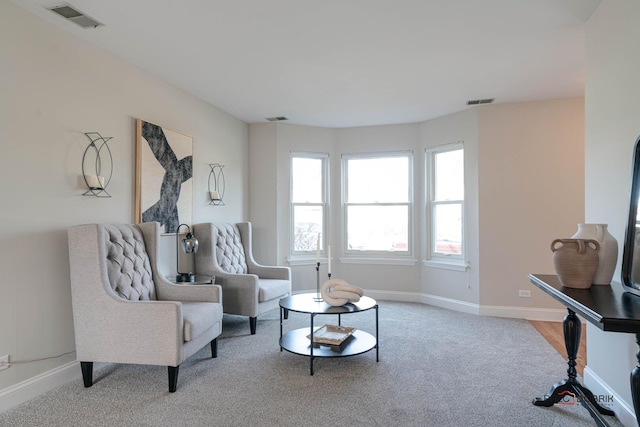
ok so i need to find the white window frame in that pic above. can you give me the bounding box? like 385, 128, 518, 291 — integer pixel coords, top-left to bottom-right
341, 151, 414, 263
289, 152, 329, 262
424, 142, 468, 271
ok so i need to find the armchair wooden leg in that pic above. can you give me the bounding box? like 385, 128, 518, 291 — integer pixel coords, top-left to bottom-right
211, 338, 218, 358
168, 366, 179, 393
250, 317, 257, 335
80, 362, 93, 388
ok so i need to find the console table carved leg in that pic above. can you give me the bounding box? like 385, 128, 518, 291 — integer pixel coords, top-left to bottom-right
533, 309, 614, 426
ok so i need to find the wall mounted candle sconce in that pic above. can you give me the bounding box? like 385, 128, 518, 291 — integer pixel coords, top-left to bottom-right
208, 163, 225, 206
82, 132, 113, 197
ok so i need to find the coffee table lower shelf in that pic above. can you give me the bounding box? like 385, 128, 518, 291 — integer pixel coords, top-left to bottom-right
280, 328, 377, 358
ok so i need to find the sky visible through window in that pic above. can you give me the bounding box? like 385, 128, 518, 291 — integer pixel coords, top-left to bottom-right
433, 149, 463, 255
292, 151, 463, 256
292, 157, 323, 252
346, 156, 409, 252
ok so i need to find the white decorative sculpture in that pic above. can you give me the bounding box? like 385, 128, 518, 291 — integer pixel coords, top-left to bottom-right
320, 278, 364, 306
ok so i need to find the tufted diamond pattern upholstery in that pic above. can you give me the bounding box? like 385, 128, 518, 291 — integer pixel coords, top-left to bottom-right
194, 222, 291, 334
214, 224, 248, 274
103, 224, 156, 301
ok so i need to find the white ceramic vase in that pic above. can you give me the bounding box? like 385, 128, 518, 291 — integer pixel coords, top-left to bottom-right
571, 223, 618, 285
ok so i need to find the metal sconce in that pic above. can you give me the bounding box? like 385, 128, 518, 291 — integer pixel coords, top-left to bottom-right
208, 163, 225, 206
175, 224, 199, 282
82, 132, 113, 197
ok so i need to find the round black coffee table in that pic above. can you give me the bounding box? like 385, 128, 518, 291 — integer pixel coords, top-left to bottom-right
279, 293, 379, 375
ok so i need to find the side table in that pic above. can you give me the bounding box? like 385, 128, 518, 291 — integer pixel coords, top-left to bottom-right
165, 275, 214, 285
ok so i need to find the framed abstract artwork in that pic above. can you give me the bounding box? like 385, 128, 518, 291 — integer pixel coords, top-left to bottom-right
135, 119, 193, 233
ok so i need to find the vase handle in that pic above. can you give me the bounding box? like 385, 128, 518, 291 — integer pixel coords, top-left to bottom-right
551, 239, 563, 252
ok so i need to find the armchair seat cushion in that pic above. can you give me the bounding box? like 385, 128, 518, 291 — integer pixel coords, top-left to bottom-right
194, 222, 291, 334
182, 302, 223, 342
258, 279, 291, 302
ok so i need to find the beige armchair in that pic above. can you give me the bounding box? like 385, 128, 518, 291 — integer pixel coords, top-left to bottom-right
194, 222, 291, 334
67, 222, 223, 393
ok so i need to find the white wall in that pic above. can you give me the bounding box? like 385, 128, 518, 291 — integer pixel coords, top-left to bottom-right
248, 123, 279, 265
248, 100, 584, 319
419, 109, 480, 306
333, 124, 421, 293
0, 0, 247, 405
477, 99, 585, 313
584, 1, 640, 425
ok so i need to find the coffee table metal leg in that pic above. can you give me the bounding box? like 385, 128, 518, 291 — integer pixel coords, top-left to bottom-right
310, 313, 315, 375
279, 306, 283, 351
375, 304, 379, 362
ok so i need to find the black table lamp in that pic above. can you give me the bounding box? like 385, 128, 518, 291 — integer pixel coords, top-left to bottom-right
175, 224, 199, 282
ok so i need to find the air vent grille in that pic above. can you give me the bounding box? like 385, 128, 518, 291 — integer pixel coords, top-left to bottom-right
466, 98, 495, 106
48, 4, 103, 28
265, 116, 288, 122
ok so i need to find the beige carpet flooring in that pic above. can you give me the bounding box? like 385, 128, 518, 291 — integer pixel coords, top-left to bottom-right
0, 301, 623, 426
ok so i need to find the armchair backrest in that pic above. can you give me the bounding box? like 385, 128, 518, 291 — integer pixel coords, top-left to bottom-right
69, 223, 158, 304
103, 224, 156, 301
211, 223, 248, 274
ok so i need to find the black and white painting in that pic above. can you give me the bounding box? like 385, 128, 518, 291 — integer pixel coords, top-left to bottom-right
135, 119, 193, 233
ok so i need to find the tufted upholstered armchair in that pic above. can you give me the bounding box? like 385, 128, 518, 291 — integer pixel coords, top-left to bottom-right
67, 222, 223, 393
193, 222, 291, 334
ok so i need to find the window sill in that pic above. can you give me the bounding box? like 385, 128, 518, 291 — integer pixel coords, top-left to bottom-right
422, 259, 469, 271
340, 257, 417, 266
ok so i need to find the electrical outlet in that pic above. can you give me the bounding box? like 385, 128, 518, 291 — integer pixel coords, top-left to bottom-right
518, 290, 531, 298
0, 355, 9, 371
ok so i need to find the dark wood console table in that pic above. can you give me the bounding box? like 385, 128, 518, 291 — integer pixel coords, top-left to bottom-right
529, 274, 640, 426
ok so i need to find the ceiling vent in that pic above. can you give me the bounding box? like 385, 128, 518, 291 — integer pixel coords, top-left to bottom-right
466, 98, 495, 106
265, 116, 288, 122
48, 4, 103, 28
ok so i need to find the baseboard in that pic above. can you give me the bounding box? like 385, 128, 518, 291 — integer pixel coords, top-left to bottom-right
0, 361, 81, 413
418, 292, 480, 315
584, 365, 637, 427
354, 289, 481, 315
363, 289, 423, 304
299, 288, 567, 321
479, 305, 568, 322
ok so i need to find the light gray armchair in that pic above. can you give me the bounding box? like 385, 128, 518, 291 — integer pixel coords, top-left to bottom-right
67, 222, 223, 393
194, 222, 291, 334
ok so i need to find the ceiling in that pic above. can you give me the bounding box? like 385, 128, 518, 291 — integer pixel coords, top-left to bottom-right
13, 0, 601, 128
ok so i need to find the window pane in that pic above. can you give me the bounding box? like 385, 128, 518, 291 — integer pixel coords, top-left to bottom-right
347, 205, 408, 251
435, 149, 463, 200
433, 203, 462, 255
292, 157, 322, 203
347, 157, 409, 203
293, 205, 323, 251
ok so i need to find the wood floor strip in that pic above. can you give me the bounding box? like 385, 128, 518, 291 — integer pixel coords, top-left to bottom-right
529, 320, 586, 377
